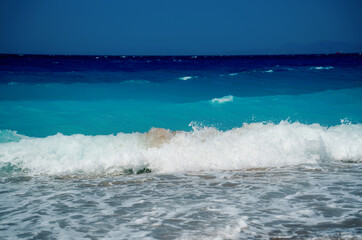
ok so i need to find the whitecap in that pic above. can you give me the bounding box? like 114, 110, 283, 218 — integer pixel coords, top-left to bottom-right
211, 95, 234, 103
309, 66, 334, 70
179, 76, 193, 81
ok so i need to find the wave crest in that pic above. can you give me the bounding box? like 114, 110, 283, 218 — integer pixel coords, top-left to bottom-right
179, 76, 193, 81
309, 66, 334, 70
0, 122, 361, 175
211, 95, 234, 103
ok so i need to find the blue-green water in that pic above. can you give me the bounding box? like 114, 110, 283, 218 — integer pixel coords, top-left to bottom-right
0, 54, 361, 239
0, 55, 361, 137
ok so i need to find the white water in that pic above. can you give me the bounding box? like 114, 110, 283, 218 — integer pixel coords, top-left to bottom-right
179, 76, 193, 81
1, 121, 361, 175
211, 95, 234, 103
309, 66, 334, 70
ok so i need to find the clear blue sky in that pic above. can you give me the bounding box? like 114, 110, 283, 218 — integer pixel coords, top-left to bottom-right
0, 0, 361, 55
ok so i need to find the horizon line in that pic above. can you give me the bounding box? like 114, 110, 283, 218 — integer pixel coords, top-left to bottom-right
1, 52, 361, 58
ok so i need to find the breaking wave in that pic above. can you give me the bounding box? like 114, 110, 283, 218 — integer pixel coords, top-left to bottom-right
0, 121, 361, 175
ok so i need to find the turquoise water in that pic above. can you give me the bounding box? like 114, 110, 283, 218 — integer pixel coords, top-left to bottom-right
0, 87, 361, 137
0, 55, 361, 137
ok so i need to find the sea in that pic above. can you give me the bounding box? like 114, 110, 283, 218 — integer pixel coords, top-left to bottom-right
0, 54, 361, 239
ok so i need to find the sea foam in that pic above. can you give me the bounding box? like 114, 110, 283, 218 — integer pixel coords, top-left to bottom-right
309, 66, 334, 70
211, 95, 234, 103
1, 121, 361, 175
179, 76, 193, 81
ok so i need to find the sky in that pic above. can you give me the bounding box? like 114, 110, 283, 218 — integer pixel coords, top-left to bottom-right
0, 0, 361, 55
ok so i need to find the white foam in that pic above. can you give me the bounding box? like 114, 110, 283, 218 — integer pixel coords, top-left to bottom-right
179, 217, 248, 240
0, 122, 361, 175
309, 66, 334, 70
211, 95, 234, 103
179, 76, 193, 81
228, 73, 238, 76
262, 70, 273, 73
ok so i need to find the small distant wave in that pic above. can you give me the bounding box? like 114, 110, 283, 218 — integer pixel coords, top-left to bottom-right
179, 76, 193, 81
7, 82, 18, 86
219, 68, 295, 76
0, 122, 361, 176
211, 95, 234, 103
309, 66, 334, 70
0, 130, 27, 143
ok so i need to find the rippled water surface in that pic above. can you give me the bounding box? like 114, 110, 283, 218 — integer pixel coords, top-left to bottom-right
1, 162, 361, 239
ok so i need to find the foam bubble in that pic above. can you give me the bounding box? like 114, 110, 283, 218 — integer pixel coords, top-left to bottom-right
211, 95, 234, 103
0, 122, 361, 175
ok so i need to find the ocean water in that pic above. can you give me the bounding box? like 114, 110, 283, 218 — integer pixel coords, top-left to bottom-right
0, 54, 361, 239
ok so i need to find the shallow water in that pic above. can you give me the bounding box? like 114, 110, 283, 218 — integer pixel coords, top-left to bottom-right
1, 163, 361, 239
